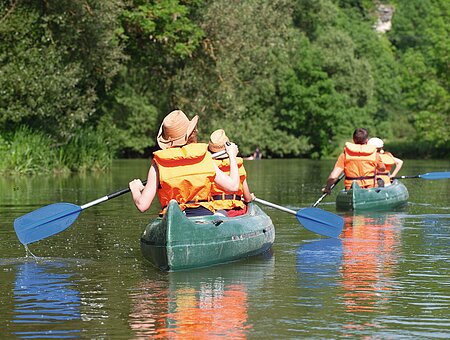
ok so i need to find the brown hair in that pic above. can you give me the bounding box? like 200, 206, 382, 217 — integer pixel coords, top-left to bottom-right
353, 128, 368, 144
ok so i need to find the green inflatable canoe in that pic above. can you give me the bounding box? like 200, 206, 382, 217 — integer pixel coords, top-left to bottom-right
140, 200, 275, 271
336, 180, 409, 211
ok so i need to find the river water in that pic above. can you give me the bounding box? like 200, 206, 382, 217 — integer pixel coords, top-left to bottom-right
1, 158, 449, 338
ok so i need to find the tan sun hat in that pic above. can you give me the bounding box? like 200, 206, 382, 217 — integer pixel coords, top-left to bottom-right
368, 137, 384, 149
208, 129, 230, 154
157, 110, 199, 150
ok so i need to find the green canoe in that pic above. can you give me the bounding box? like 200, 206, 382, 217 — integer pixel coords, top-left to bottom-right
140, 200, 275, 271
336, 180, 409, 211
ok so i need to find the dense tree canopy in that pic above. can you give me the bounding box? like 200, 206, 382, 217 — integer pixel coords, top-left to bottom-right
0, 0, 448, 172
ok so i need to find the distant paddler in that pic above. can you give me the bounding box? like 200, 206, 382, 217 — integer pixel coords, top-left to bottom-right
322, 128, 386, 194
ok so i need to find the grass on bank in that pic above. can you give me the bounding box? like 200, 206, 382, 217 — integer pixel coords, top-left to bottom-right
1, 126, 448, 176
0, 126, 114, 175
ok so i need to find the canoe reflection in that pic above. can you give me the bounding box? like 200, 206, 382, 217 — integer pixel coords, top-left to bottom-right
13, 260, 81, 338
129, 252, 275, 339
296, 212, 402, 315
342, 213, 402, 313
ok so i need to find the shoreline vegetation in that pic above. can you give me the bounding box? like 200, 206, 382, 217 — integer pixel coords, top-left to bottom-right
0, 1, 448, 174
0, 126, 448, 175
0, 127, 113, 175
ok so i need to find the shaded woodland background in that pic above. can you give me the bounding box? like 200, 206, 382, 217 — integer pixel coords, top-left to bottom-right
0, 0, 448, 173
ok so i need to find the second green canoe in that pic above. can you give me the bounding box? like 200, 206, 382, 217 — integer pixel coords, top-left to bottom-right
336, 180, 409, 211
140, 200, 275, 271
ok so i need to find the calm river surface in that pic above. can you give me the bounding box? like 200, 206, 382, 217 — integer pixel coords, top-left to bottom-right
1, 158, 449, 339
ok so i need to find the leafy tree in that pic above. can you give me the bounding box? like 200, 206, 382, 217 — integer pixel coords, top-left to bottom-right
0, 0, 124, 140
101, 0, 205, 154
389, 0, 450, 147
398, 50, 449, 146
170, 0, 310, 157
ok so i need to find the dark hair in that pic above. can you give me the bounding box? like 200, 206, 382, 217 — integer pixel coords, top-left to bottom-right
353, 128, 368, 144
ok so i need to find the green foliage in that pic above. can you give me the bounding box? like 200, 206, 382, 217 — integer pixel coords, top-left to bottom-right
121, 0, 204, 59
0, 126, 115, 174
0, 127, 56, 174
100, 0, 205, 155
0, 5, 88, 137
389, 0, 450, 148
171, 0, 307, 157
1, 0, 449, 170
386, 140, 450, 159
58, 128, 115, 172
0, 0, 124, 139
293, 0, 340, 39
99, 81, 160, 155
282, 1, 383, 157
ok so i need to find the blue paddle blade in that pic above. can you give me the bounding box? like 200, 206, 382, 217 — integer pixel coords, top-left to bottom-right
14, 203, 82, 245
420, 172, 450, 180
296, 207, 344, 238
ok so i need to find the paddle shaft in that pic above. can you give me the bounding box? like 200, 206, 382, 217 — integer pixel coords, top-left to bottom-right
80, 149, 227, 210
254, 197, 344, 238
80, 183, 148, 210
254, 197, 296, 215
312, 172, 344, 207
393, 171, 450, 180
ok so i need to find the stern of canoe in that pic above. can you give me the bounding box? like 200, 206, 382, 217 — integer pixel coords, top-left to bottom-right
336, 180, 409, 211
141, 200, 275, 271
140, 213, 170, 271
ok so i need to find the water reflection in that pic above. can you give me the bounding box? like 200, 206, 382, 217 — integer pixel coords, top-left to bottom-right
296, 238, 343, 289
13, 260, 81, 338
341, 213, 402, 314
129, 253, 275, 339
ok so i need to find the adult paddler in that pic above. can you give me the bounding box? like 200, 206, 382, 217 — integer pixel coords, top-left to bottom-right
207, 129, 255, 217
322, 128, 386, 194
129, 110, 240, 217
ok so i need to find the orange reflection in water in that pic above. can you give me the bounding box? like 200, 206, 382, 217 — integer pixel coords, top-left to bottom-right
129, 279, 249, 339
341, 213, 401, 314
128, 281, 170, 338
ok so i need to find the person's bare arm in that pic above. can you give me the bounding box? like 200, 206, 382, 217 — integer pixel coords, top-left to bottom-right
322, 166, 344, 194
214, 143, 240, 192
242, 179, 254, 203
129, 163, 158, 212
390, 157, 404, 178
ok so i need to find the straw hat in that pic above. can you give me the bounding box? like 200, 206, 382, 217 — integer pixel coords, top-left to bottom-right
368, 137, 384, 149
208, 129, 230, 155
157, 110, 198, 150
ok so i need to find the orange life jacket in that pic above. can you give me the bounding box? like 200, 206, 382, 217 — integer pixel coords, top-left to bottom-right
211, 157, 247, 210
153, 143, 216, 213
343, 142, 378, 189
376, 152, 396, 185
